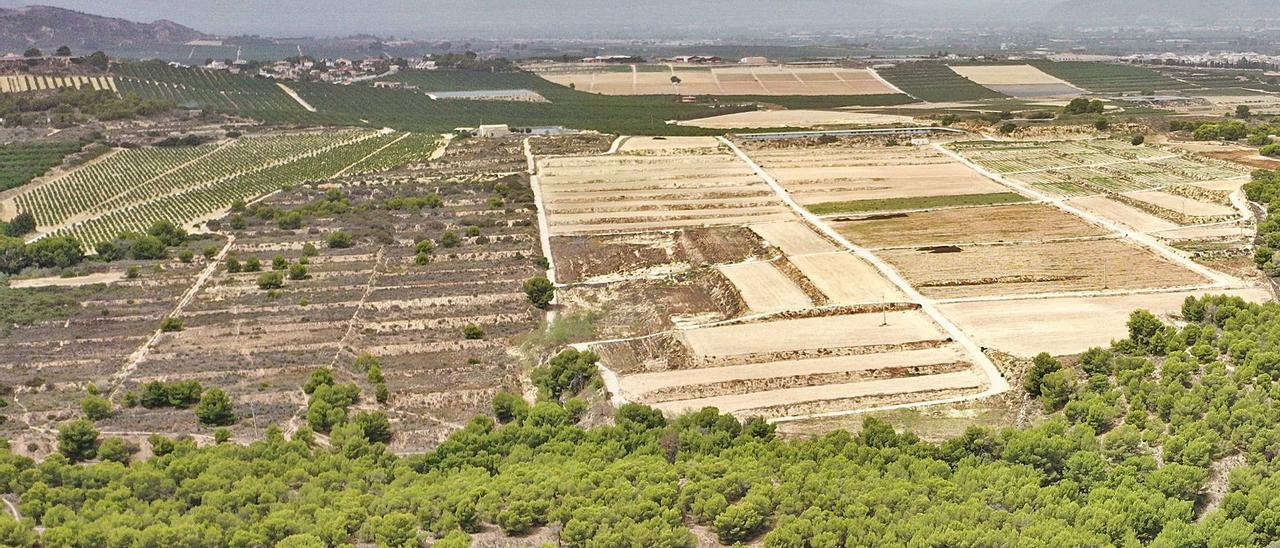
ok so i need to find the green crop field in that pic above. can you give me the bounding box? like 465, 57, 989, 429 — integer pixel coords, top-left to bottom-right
874, 63, 1005, 102
0, 140, 84, 192
113, 63, 307, 116
1027, 61, 1190, 93
12, 130, 438, 246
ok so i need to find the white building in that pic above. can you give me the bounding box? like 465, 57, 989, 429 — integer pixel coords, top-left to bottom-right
477, 124, 511, 138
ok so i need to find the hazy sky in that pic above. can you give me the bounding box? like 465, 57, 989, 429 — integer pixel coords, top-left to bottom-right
0, 0, 1073, 37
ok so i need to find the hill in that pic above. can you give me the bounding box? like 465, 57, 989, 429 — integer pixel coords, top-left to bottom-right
0, 5, 208, 53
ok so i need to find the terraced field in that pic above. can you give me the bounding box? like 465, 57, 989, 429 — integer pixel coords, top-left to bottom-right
538, 137, 996, 421
0, 136, 542, 452
5, 130, 439, 246
0, 140, 85, 192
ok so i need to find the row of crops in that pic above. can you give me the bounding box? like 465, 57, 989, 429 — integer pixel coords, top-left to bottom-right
113, 62, 306, 115
1026, 61, 1191, 93
12, 129, 438, 246
0, 140, 84, 192
874, 63, 1006, 102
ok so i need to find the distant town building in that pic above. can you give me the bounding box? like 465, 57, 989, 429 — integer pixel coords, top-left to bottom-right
581, 55, 643, 64
739, 57, 769, 65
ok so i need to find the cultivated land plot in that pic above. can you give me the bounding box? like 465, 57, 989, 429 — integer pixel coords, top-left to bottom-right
551, 227, 770, 284
744, 144, 1008, 206
536, 150, 793, 235
716, 261, 812, 313
1126, 190, 1236, 217
948, 65, 1082, 97
940, 287, 1273, 357
880, 238, 1211, 299
833, 202, 1108, 249
540, 66, 899, 96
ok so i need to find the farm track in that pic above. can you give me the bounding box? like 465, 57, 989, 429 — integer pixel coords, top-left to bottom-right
107, 234, 236, 398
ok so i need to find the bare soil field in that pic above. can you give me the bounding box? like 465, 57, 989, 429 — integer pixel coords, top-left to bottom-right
537, 150, 792, 235
617, 136, 722, 152
8, 271, 126, 288
716, 261, 812, 313
540, 66, 898, 96
676, 109, 916, 129
745, 144, 1008, 205
551, 227, 770, 284
1067, 195, 1181, 233
787, 252, 903, 304
1125, 190, 1236, 217
880, 238, 1210, 299
940, 287, 1273, 356
748, 221, 838, 255
833, 203, 1106, 249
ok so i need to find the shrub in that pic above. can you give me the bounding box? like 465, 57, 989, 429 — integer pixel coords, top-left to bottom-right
213, 428, 232, 444
327, 231, 353, 249
57, 419, 99, 461
301, 243, 318, 257
288, 263, 309, 281
80, 395, 113, 420
225, 257, 242, 273
352, 411, 391, 443
96, 437, 136, 464
272, 255, 288, 270
1131, 134, 1146, 145
277, 211, 303, 230
531, 349, 600, 402
462, 324, 485, 340
178, 249, 194, 263
257, 272, 284, 290
440, 231, 460, 248
159, 317, 184, 332
195, 388, 235, 426
523, 276, 555, 309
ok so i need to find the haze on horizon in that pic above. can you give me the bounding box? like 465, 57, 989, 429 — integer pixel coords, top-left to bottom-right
0, 0, 1266, 39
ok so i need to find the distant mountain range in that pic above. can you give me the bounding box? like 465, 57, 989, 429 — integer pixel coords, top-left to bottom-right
0, 5, 207, 54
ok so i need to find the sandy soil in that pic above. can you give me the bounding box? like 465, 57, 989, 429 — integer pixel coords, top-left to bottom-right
9, 271, 125, 288
1192, 179, 1249, 192
748, 221, 838, 255
1067, 195, 1180, 233
1125, 190, 1236, 217
677, 109, 917, 129
834, 203, 1106, 248
681, 310, 944, 357
881, 238, 1211, 299
717, 261, 813, 313
541, 67, 897, 96
750, 146, 1008, 204
940, 287, 1273, 356
650, 370, 983, 416
788, 252, 903, 304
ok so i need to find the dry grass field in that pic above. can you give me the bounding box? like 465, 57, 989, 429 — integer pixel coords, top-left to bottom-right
540, 66, 899, 96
